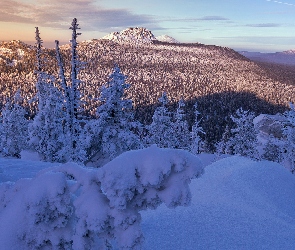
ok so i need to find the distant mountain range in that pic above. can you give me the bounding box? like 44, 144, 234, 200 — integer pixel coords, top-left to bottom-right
240, 50, 295, 66
101, 27, 295, 66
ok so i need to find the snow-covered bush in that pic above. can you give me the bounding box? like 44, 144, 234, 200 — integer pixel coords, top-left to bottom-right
0, 172, 73, 249
0, 145, 204, 249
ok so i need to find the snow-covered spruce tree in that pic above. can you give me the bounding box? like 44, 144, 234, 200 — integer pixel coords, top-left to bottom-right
262, 135, 283, 163
91, 65, 142, 163
190, 102, 205, 154
172, 99, 190, 149
215, 125, 233, 157
281, 103, 295, 172
146, 92, 177, 148
28, 85, 66, 162
28, 27, 66, 162
227, 108, 259, 159
0, 90, 28, 157
54, 19, 87, 163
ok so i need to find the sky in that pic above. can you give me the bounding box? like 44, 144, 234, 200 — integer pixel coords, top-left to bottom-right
0, 0, 294, 52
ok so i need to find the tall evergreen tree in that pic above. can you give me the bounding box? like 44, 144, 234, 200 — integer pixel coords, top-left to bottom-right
28, 84, 66, 162
0, 90, 28, 157
28, 27, 70, 162
54, 18, 86, 163
226, 108, 259, 159
262, 135, 283, 163
215, 125, 232, 157
146, 92, 177, 148
173, 99, 190, 149
91, 65, 141, 162
281, 103, 295, 172
190, 102, 205, 154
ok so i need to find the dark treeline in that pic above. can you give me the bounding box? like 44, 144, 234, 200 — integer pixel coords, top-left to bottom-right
136, 91, 287, 151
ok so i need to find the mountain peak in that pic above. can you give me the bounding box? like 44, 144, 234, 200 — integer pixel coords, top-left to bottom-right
156, 35, 179, 43
102, 27, 157, 44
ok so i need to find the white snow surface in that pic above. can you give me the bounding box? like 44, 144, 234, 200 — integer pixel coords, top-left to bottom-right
142, 156, 295, 249
0, 156, 59, 182
156, 35, 179, 43
1, 153, 295, 249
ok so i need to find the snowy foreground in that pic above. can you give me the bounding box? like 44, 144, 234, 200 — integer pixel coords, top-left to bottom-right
1, 149, 295, 249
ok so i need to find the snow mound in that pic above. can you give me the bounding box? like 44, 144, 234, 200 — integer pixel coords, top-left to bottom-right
142, 156, 295, 249
254, 113, 287, 139
156, 35, 179, 43
0, 146, 203, 249
102, 27, 157, 44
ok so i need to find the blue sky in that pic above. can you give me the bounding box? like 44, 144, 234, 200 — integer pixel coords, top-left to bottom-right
0, 0, 294, 52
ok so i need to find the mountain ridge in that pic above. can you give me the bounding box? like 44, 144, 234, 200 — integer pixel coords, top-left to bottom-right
240, 50, 295, 65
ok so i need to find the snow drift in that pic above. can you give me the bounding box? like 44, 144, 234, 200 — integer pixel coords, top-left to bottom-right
0, 146, 203, 249
142, 156, 295, 249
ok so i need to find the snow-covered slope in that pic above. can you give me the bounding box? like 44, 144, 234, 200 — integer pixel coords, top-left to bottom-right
141, 156, 295, 249
156, 35, 179, 43
0, 157, 59, 182
1, 154, 295, 249
102, 27, 157, 44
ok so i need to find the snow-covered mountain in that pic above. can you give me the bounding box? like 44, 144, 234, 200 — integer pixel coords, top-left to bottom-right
102, 28, 180, 44
102, 27, 157, 44
156, 35, 179, 43
240, 50, 295, 65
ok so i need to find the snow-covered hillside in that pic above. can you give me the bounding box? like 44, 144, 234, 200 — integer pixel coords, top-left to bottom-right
1, 152, 295, 249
